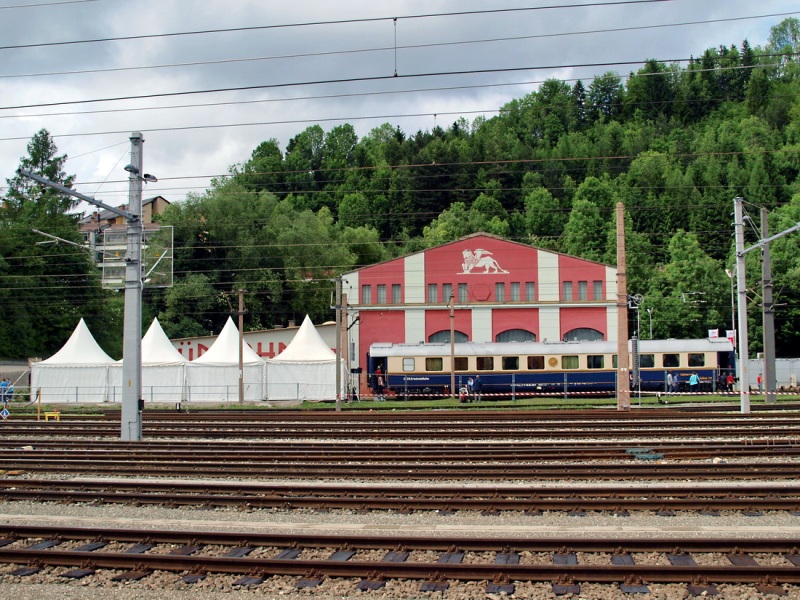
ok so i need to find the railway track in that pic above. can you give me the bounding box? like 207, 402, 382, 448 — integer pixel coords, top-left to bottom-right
2, 437, 800, 459
3, 478, 800, 514
0, 525, 798, 596
4, 409, 800, 440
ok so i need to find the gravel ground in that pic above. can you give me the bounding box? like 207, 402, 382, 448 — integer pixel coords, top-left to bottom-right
1, 496, 800, 599
2, 436, 800, 598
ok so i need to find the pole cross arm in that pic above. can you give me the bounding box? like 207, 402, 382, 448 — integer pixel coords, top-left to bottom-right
739, 222, 800, 256
17, 169, 136, 221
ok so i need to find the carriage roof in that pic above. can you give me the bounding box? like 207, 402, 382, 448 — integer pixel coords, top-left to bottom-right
370, 338, 734, 357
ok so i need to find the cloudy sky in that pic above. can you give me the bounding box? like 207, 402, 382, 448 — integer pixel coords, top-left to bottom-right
1, 0, 797, 213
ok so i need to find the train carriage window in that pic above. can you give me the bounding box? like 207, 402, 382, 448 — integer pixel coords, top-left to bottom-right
426, 357, 443, 372
402, 358, 415, 372
612, 355, 617, 368
527, 356, 545, 370
640, 354, 655, 368
454, 357, 468, 371
663, 353, 680, 368
688, 353, 705, 367
562, 355, 579, 369
502, 356, 519, 370
476, 356, 494, 371
587, 355, 604, 369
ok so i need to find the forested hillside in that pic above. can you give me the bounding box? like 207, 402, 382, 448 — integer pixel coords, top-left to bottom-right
3, 18, 800, 359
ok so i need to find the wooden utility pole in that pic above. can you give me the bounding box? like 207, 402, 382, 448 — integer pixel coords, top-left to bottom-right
616, 202, 630, 411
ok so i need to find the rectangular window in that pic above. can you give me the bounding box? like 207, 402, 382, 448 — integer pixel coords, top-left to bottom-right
689, 353, 705, 367
392, 284, 401, 304
612, 355, 618, 368
587, 355, 604, 369
593, 280, 603, 300
640, 354, 655, 368
502, 356, 519, 370
427, 283, 438, 304
476, 356, 494, 371
578, 281, 588, 301
361, 285, 371, 304
526, 281, 536, 302
443, 283, 453, 302
563, 281, 573, 301
562, 355, 579, 369
663, 353, 680, 368
425, 357, 443, 371
495, 283, 505, 302
527, 356, 544, 370
510, 282, 520, 301
377, 284, 387, 304
402, 358, 415, 372
458, 282, 468, 303
454, 357, 469, 371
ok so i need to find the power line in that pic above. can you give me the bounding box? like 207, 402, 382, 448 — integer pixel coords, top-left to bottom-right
1, 57, 696, 111
0, 1, 678, 50
3, 10, 794, 81
0, 0, 99, 9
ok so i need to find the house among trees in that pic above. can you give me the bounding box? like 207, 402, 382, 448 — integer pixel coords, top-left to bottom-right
79, 196, 171, 288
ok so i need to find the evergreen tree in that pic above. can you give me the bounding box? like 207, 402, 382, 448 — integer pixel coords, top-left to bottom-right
0, 129, 114, 359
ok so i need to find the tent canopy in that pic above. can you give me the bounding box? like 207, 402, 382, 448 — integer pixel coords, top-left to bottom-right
192, 317, 264, 365
38, 318, 115, 365
268, 315, 335, 363
131, 318, 188, 365
32, 319, 114, 403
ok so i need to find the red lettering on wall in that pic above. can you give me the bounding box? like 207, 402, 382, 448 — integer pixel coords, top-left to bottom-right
256, 342, 287, 358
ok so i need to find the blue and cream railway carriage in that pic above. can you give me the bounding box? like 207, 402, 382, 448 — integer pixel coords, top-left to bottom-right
368, 338, 735, 398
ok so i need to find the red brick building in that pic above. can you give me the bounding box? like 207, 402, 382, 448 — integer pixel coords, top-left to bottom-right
341, 233, 619, 379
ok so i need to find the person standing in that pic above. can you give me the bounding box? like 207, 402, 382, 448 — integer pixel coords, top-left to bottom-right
667, 372, 674, 394
671, 372, 680, 394
689, 372, 700, 394
727, 372, 735, 392
374, 366, 385, 402
718, 372, 728, 393
472, 375, 483, 402
0, 378, 8, 407
757, 373, 763, 394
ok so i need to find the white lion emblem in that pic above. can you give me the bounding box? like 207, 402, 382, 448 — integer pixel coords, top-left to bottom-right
461, 249, 508, 274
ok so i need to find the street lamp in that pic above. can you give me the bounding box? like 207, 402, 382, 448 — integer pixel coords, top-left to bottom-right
646, 308, 654, 339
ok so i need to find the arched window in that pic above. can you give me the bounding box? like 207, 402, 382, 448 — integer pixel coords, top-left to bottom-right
428, 330, 469, 343
563, 328, 604, 342
495, 329, 536, 343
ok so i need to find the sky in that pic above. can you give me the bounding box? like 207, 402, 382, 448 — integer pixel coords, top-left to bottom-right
1, 0, 798, 214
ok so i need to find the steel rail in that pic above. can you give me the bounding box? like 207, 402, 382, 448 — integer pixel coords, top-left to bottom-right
2, 457, 799, 479
4, 423, 800, 440
2, 444, 799, 462
2, 479, 800, 512
1, 526, 800, 586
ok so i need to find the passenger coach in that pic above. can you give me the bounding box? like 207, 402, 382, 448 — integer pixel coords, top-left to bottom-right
368, 338, 735, 398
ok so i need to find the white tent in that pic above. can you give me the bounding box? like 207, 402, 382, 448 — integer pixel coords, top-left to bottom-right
110, 318, 188, 403
31, 319, 115, 403
265, 315, 341, 401
186, 317, 265, 402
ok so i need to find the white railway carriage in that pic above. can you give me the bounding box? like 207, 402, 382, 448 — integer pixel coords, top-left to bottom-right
367, 338, 735, 398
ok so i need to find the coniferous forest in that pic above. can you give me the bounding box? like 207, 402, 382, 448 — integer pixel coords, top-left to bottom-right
2, 18, 800, 360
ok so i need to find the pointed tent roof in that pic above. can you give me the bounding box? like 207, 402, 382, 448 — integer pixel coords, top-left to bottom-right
40, 318, 115, 365
192, 317, 264, 365
141, 318, 188, 365
269, 315, 335, 363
